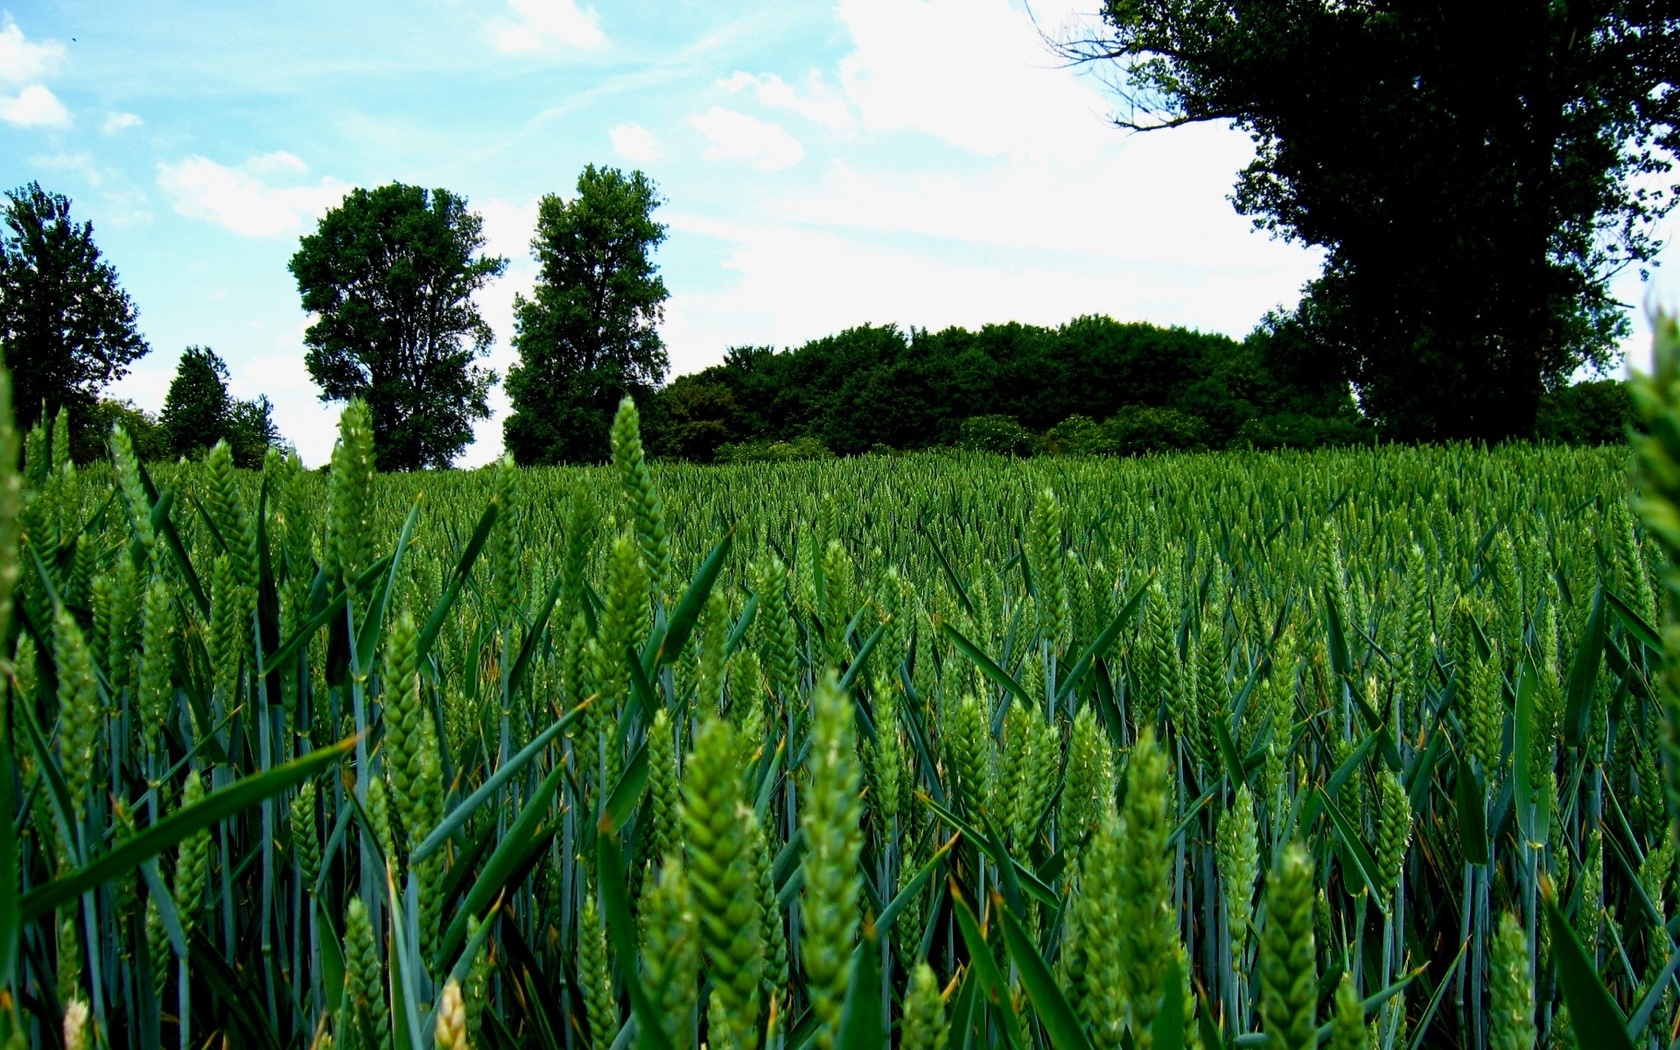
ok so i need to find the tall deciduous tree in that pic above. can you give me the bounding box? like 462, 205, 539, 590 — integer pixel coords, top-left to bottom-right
290, 183, 506, 471
0, 182, 149, 440
504, 165, 669, 465
1061, 2, 1679, 442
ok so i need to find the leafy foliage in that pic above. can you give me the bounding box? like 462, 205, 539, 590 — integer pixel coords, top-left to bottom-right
159, 345, 285, 467
1059, 1, 1678, 442
646, 314, 1361, 460
0, 181, 148, 440
504, 165, 669, 465
291, 183, 506, 470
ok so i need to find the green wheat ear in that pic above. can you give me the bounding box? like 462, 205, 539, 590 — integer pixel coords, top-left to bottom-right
580, 893, 616, 1050
324, 399, 375, 591
340, 895, 381, 1050
53, 604, 100, 817
1489, 912, 1535, 1050
1116, 726, 1176, 1046
641, 858, 700, 1050
1374, 770, 1413, 907
901, 962, 948, 1050
611, 395, 672, 590
1261, 842, 1317, 1050
1064, 808, 1125, 1045
107, 421, 153, 555
1328, 973, 1364, 1050
682, 717, 762, 1050
1216, 783, 1259, 974
800, 670, 863, 1047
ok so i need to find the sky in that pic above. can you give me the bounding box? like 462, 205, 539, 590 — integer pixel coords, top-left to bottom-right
1, 0, 1674, 466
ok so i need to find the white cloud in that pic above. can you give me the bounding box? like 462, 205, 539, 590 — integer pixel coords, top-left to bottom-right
102, 111, 142, 134
688, 107, 804, 171
156, 154, 350, 237
246, 150, 309, 175
491, 0, 606, 53
0, 83, 69, 127
610, 122, 661, 162
0, 19, 65, 84
661, 203, 1318, 378
721, 71, 855, 131
835, 0, 1107, 160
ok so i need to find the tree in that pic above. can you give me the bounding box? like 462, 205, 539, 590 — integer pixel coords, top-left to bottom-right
160, 345, 286, 467
161, 345, 232, 459
0, 181, 149, 439
504, 165, 668, 465
227, 396, 284, 468
290, 183, 505, 471
1060, 2, 1679, 441
75, 399, 167, 464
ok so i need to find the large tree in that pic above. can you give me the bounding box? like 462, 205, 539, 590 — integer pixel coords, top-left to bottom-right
0, 182, 149, 439
1062, 2, 1679, 441
504, 165, 669, 465
290, 183, 506, 470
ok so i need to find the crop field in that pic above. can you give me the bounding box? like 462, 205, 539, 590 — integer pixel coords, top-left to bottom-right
3, 377, 1678, 1050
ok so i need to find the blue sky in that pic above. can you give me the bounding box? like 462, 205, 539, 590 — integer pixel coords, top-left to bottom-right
2, 0, 1673, 465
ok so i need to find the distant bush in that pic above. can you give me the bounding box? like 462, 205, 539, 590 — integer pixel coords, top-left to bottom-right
1234, 412, 1366, 450
1047, 415, 1102, 456
957, 415, 1040, 457
714, 436, 835, 464
1096, 406, 1210, 455
1536, 379, 1632, 445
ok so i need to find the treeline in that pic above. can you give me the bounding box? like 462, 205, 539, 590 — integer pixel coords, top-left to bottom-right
640, 314, 1630, 462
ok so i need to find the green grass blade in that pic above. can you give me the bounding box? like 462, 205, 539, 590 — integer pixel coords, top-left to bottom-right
653, 526, 734, 666
836, 928, 885, 1050
1545, 881, 1634, 1050
1564, 587, 1607, 746
412, 701, 590, 863
940, 622, 1030, 707
1152, 954, 1186, 1050
998, 907, 1094, 1050
417, 498, 498, 658
22, 736, 355, 920
438, 757, 565, 964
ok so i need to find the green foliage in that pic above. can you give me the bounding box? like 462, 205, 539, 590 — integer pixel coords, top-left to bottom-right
648, 314, 1358, 460
0, 181, 148, 439
504, 165, 668, 465
291, 182, 506, 470
1061, 5, 1676, 442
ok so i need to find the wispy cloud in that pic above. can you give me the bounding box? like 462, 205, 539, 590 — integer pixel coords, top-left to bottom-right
156, 154, 350, 237
689, 107, 803, 171
490, 0, 606, 53
102, 111, 143, 134
720, 71, 854, 131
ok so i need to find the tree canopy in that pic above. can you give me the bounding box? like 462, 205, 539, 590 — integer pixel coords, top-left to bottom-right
504, 165, 669, 465
290, 183, 505, 471
1061, 1, 1679, 442
0, 182, 149, 441
644, 314, 1363, 460
160, 345, 283, 467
